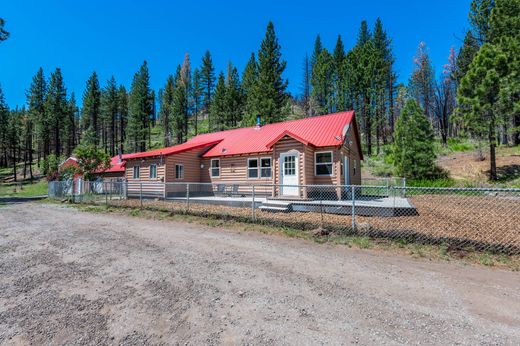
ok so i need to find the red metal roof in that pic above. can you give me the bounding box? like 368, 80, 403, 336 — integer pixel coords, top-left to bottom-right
197, 111, 357, 157
122, 139, 223, 160
123, 111, 361, 160
102, 155, 129, 173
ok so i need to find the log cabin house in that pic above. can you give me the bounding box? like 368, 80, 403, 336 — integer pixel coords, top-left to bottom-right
123, 111, 363, 199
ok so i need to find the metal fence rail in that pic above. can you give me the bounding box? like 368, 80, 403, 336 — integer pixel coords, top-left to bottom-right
48, 180, 520, 255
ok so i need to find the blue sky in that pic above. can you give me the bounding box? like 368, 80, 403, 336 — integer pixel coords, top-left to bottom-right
1, 0, 471, 108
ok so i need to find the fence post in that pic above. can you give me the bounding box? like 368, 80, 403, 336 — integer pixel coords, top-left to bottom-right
186, 183, 190, 213
351, 185, 356, 232
402, 177, 407, 197
105, 181, 108, 206
320, 188, 324, 229
252, 185, 256, 222
140, 182, 143, 209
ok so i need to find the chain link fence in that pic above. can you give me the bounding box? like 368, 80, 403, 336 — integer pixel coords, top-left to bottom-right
48, 180, 520, 255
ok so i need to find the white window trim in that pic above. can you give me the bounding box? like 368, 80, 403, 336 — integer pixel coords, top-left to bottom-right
247, 158, 259, 179
175, 164, 184, 179
260, 157, 272, 178
210, 158, 220, 178
133, 165, 140, 179
149, 164, 157, 179
315, 151, 334, 176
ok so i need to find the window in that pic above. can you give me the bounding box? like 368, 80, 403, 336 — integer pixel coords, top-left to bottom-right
149, 164, 157, 179
315, 152, 333, 176
284, 155, 296, 175
133, 166, 140, 179
211, 159, 220, 177
247, 158, 258, 178
260, 158, 272, 178
175, 164, 184, 179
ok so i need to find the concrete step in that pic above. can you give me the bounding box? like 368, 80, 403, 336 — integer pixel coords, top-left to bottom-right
258, 205, 291, 212
258, 201, 293, 212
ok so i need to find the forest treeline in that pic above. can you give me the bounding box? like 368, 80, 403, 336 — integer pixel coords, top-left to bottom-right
0, 0, 518, 181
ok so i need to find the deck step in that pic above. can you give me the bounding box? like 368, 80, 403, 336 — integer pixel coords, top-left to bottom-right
259, 201, 293, 212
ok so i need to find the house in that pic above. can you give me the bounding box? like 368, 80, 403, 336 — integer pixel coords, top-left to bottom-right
123, 111, 363, 199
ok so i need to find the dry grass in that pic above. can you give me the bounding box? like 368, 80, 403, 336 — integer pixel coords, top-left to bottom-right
99, 193, 520, 255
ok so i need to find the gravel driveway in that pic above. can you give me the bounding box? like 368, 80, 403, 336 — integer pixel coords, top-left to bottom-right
1, 203, 519, 345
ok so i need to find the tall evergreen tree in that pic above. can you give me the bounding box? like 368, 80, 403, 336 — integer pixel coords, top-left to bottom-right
224, 62, 243, 127
490, 0, 520, 145
172, 71, 188, 143
192, 68, 203, 135
333, 35, 347, 111
301, 53, 311, 117
469, 0, 495, 44
393, 100, 436, 179
65, 93, 78, 157
127, 61, 153, 152
200, 50, 215, 129
242, 52, 258, 123
0, 85, 9, 167
81, 72, 101, 146
409, 42, 435, 124
250, 21, 288, 124
102, 76, 119, 155
0, 18, 9, 42
159, 75, 175, 146
211, 72, 227, 131
457, 44, 509, 180
45, 68, 68, 156
180, 53, 192, 138
310, 34, 323, 75
27, 67, 48, 163
454, 31, 480, 85
117, 85, 128, 152
311, 48, 334, 114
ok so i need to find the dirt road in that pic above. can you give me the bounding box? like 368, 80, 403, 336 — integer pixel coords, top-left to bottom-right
1, 203, 519, 345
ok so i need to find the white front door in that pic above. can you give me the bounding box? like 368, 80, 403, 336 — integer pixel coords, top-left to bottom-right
280, 153, 299, 196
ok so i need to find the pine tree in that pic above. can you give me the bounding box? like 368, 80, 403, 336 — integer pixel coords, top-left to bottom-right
311, 48, 333, 114
393, 100, 436, 179
102, 76, 119, 155
469, 0, 495, 44
117, 85, 128, 152
7, 108, 22, 181
242, 53, 258, 124
457, 44, 509, 180
192, 68, 203, 135
250, 21, 288, 124
409, 42, 435, 124
159, 75, 175, 146
172, 69, 188, 144
27, 67, 48, 164
310, 34, 323, 75
0, 18, 9, 42
127, 61, 153, 152
490, 0, 520, 145
333, 35, 346, 111
301, 53, 311, 117
224, 62, 243, 127
0, 85, 9, 167
211, 72, 227, 131
200, 50, 215, 129
180, 53, 192, 138
454, 31, 480, 85
81, 72, 101, 146
65, 93, 78, 157
45, 68, 68, 156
